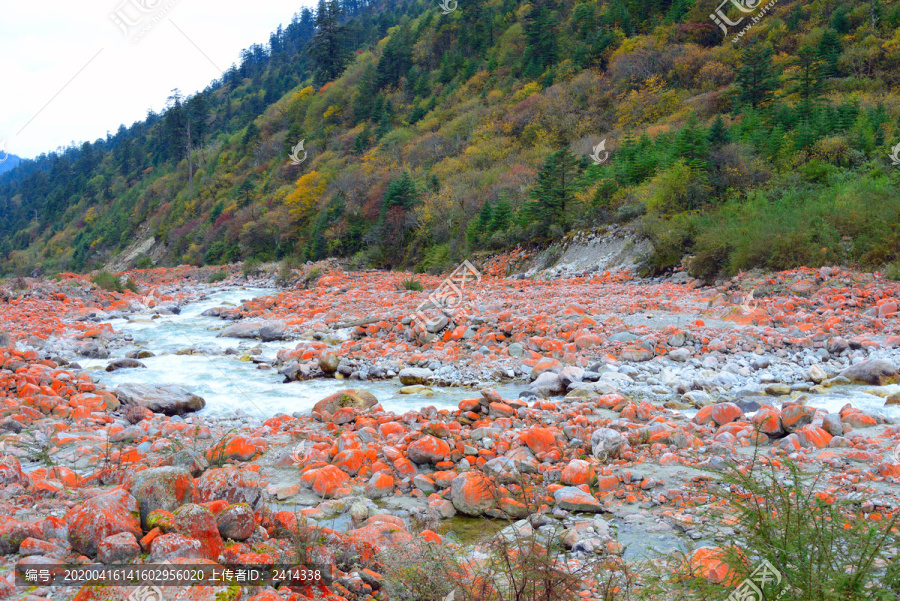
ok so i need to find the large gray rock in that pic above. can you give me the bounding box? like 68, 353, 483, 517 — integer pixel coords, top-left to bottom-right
106, 358, 146, 372
0, 331, 9, 348
126, 467, 199, 529
564, 381, 616, 398
591, 428, 627, 458
115, 383, 205, 415
530, 371, 564, 397
839, 360, 898, 386
553, 487, 603, 512
259, 322, 287, 341
217, 322, 261, 339
558, 366, 584, 388
399, 367, 433, 385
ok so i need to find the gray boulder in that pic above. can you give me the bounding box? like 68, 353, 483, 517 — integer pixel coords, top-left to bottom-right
115, 383, 205, 415
399, 367, 433, 385
106, 359, 146, 372
839, 360, 898, 386
591, 428, 627, 458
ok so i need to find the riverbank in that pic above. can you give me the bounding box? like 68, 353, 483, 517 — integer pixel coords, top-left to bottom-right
0, 261, 898, 600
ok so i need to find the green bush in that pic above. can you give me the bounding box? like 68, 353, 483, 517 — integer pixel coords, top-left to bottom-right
133, 255, 154, 269
241, 259, 262, 277
208, 270, 229, 283
415, 243, 453, 274
401, 277, 423, 291
642, 173, 900, 281
716, 459, 900, 599
91, 271, 123, 293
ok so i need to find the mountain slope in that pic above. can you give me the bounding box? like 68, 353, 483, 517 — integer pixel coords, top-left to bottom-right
0, 154, 21, 175
1, 0, 900, 279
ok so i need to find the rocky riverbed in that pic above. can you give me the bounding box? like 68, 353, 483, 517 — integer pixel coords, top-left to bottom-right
0, 260, 898, 600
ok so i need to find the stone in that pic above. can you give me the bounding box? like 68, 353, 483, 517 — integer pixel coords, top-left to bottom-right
312, 389, 378, 414
560, 459, 594, 486
669, 348, 691, 362
839, 360, 898, 386
553, 487, 602, 512
764, 383, 791, 396
161, 504, 224, 561
217, 322, 262, 338
115, 383, 205, 415
781, 404, 816, 433
521, 428, 558, 455
66, 488, 142, 557
126, 467, 199, 530
530, 357, 562, 380
398, 367, 433, 385
216, 504, 255, 541
808, 365, 827, 384
365, 472, 394, 498
300, 465, 350, 498
709, 402, 743, 426
557, 366, 584, 388
258, 322, 287, 341
822, 413, 844, 437
530, 371, 564, 397
591, 428, 627, 458
407, 435, 451, 465
450, 472, 496, 516
682, 391, 712, 408
318, 352, 339, 374
105, 359, 146, 372
197, 468, 262, 508
150, 533, 205, 562
97, 532, 140, 564
565, 381, 616, 398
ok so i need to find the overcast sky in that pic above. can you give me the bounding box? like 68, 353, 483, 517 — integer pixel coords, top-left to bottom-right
0, 0, 316, 160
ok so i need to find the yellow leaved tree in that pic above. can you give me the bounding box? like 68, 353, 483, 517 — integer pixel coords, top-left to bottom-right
284, 171, 329, 224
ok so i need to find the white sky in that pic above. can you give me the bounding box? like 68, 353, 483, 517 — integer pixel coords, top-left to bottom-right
0, 0, 316, 160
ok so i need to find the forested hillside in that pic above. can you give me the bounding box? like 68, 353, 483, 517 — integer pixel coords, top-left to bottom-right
2, 0, 900, 279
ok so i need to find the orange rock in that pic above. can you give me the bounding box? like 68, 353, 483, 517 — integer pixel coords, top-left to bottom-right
300, 465, 350, 498
407, 435, 451, 465
560, 459, 594, 486
710, 403, 743, 426
520, 427, 558, 455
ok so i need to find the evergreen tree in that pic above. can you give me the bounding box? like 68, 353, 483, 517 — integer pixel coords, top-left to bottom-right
708, 116, 730, 147
490, 198, 512, 232
817, 30, 842, 78
530, 148, 583, 236
788, 45, 826, 113
523, 0, 558, 75
382, 170, 418, 212
309, 0, 351, 85
476, 200, 493, 235
734, 45, 778, 110
375, 24, 413, 90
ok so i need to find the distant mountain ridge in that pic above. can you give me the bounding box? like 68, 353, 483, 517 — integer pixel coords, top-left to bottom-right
0, 154, 21, 176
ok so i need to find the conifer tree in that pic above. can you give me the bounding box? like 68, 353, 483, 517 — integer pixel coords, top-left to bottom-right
734, 45, 778, 110
530, 148, 583, 236
309, 0, 351, 85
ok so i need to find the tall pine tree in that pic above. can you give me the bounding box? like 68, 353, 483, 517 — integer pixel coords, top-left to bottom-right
734, 45, 778, 110
309, 0, 352, 85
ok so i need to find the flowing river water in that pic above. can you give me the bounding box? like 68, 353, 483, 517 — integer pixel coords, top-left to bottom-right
81, 285, 899, 426
83, 287, 525, 418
